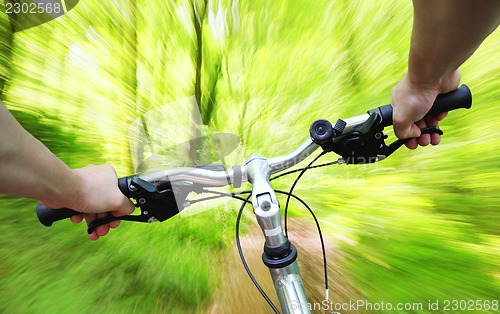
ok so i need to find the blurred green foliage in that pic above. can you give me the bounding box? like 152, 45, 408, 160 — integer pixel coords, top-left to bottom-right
0, 0, 498, 313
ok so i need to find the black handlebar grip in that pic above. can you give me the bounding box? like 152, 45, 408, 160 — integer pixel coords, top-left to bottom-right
36, 203, 81, 227
36, 176, 134, 227
369, 84, 472, 127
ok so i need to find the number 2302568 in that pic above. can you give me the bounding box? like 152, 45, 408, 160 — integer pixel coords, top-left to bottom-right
5, 1, 63, 14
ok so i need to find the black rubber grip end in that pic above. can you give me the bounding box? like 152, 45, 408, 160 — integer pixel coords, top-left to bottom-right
36, 203, 80, 227
427, 84, 472, 116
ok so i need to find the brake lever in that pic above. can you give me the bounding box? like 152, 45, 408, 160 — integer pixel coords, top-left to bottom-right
86, 212, 150, 234
382, 126, 444, 157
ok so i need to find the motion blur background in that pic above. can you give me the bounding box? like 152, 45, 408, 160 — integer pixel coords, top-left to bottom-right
0, 0, 498, 313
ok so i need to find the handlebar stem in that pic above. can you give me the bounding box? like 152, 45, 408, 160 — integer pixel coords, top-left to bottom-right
245, 154, 311, 313
245, 154, 287, 247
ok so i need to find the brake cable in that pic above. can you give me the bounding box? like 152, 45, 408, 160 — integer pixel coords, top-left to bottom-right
274, 151, 330, 302
275, 189, 330, 302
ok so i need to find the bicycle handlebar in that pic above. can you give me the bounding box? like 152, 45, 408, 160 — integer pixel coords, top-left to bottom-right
36, 85, 472, 229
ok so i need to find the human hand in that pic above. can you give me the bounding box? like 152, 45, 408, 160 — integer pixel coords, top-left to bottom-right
51, 164, 135, 240
391, 70, 461, 149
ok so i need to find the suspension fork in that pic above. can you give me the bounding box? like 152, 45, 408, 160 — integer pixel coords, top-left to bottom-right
245, 154, 311, 314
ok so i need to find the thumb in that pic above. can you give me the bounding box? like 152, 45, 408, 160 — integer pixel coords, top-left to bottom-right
394, 120, 421, 139
112, 197, 135, 217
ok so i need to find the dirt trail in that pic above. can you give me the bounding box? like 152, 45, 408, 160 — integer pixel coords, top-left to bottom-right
207, 218, 361, 314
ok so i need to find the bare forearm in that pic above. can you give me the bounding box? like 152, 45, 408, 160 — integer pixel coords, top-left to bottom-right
409, 0, 500, 86
1, 102, 135, 240
0, 102, 79, 207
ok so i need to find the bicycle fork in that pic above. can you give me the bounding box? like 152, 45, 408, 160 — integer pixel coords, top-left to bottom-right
245, 154, 311, 314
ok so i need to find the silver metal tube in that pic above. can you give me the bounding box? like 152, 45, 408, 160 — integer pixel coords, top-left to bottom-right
268, 139, 319, 174
270, 261, 311, 314
137, 137, 318, 186
138, 167, 247, 187
137, 115, 370, 187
